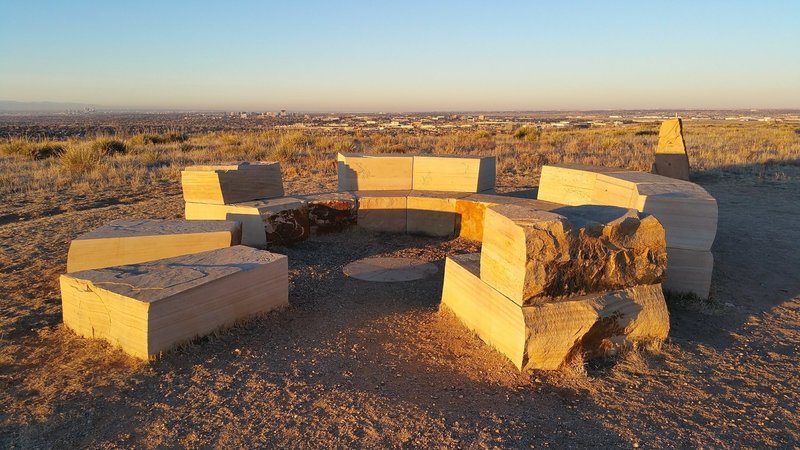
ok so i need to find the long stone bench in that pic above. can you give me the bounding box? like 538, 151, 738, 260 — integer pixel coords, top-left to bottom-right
337, 153, 496, 193
537, 163, 718, 298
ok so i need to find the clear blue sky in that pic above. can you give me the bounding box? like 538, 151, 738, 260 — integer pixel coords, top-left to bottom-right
1, 0, 798, 111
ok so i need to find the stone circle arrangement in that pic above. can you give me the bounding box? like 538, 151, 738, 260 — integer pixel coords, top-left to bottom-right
60, 120, 718, 370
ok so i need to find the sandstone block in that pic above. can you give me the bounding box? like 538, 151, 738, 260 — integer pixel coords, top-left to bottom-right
441, 253, 670, 370
480, 203, 667, 305
538, 164, 718, 251
406, 191, 469, 237
337, 153, 413, 191
653, 118, 690, 181
354, 191, 409, 233
412, 155, 496, 192
454, 194, 559, 241
181, 162, 284, 204
61, 246, 288, 360
67, 219, 241, 273
663, 247, 713, 298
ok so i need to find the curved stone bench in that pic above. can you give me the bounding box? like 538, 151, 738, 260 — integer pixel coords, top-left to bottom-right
538, 163, 718, 298
63, 160, 676, 369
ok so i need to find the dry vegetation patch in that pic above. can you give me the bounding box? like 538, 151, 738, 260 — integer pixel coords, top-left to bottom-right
1, 122, 798, 199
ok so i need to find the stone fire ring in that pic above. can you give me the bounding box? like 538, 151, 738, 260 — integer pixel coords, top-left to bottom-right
343, 256, 439, 282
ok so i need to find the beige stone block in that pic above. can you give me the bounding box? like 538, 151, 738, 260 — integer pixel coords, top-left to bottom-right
337, 153, 413, 191
406, 191, 469, 237
654, 118, 690, 181
181, 162, 283, 204
67, 219, 241, 273
411, 155, 496, 192
441, 253, 670, 370
480, 203, 667, 305
663, 247, 713, 298
185, 197, 309, 247
61, 246, 288, 360
355, 191, 409, 233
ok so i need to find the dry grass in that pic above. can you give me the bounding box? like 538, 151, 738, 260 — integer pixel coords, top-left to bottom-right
0, 122, 798, 197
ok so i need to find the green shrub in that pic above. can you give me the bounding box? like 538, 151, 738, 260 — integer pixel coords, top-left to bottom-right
35, 142, 66, 159
473, 129, 492, 140
129, 132, 188, 145
0, 140, 66, 159
92, 138, 127, 155
513, 126, 540, 141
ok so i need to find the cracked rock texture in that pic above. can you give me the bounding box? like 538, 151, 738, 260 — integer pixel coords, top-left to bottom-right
480, 204, 667, 305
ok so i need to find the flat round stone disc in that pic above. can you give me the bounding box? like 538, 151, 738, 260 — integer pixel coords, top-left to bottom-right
343, 256, 438, 282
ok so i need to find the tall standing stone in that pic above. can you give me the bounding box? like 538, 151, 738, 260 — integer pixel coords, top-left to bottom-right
653, 118, 690, 181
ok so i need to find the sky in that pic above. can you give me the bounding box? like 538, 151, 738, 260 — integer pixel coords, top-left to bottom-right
1, 0, 798, 111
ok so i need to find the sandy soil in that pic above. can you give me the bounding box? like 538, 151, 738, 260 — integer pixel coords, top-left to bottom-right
1, 174, 798, 448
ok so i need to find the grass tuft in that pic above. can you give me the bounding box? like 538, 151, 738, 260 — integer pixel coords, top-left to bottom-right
60, 142, 106, 173
92, 138, 127, 155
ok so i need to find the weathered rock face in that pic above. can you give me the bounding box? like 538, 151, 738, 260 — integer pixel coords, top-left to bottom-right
262, 199, 310, 246
441, 253, 670, 371
521, 283, 670, 369
480, 204, 667, 305
302, 192, 358, 233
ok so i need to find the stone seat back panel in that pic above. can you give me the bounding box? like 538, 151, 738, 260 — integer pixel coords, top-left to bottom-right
181, 162, 284, 205
337, 153, 496, 193
67, 219, 242, 273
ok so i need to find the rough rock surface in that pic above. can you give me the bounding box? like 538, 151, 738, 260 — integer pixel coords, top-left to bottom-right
481, 203, 667, 305
301, 192, 358, 233
261, 199, 310, 246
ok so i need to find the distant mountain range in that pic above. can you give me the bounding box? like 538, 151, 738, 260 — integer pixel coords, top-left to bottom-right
0, 100, 106, 112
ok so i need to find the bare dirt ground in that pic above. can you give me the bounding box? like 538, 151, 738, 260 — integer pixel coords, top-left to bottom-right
1, 173, 798, 448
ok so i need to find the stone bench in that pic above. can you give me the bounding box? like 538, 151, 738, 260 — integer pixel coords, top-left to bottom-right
337, 153, 496, 193
61, 246, 288, 360
181, 162, 284, 205
64, 159, 683, 370
67, 219, 242, 272
441, 253, 669, 370
537, 163, 718, 298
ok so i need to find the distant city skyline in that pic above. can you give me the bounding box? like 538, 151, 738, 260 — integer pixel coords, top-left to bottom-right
1, 1, 798, 111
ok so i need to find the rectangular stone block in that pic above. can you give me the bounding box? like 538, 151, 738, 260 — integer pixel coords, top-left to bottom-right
480, 203, 667, 305
61, 246, 288, 360
185, 197, 309, 247
354, 191, 408, 233
441, 253, 670, 370
181, 162, 284, 205
337, 153, 413, 191
67, 219, 241, 273
412, 155, 496, 192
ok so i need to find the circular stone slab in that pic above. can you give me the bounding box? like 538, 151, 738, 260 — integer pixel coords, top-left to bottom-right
343, 257, 438, 282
